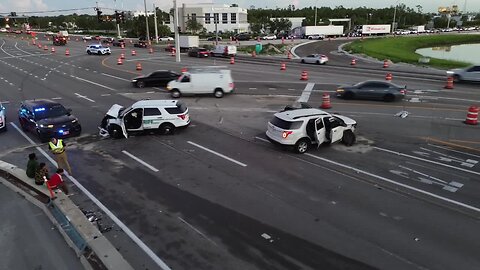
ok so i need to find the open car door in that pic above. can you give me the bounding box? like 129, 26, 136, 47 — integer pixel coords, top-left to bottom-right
314, 118, 326, 147
329, 117, 345, 143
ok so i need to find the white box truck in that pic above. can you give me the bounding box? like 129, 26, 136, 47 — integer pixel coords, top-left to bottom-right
361, 24, 391, 35
179, 35, 199, 52
411, 25, 426, 33
300, 25, 344, 38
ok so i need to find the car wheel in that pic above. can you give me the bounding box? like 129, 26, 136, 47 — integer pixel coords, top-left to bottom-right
294, 138, 310, 154
344, 91, 355, 100
214, 88, 224, 98
97, 51, 102, 55
301, 59, 305, 63
171, 89, 181, 98
136, 81, 145, 88
108, 125, 124, 139
383, 94, 395, 102
87, 50, 91, 55
342, 130, 356, 146
159, 123, 175, 135
316, 60, 320, 65
452, 75, 461, 83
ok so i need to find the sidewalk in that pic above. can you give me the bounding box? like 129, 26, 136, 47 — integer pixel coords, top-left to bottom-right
0, 180, 84, 270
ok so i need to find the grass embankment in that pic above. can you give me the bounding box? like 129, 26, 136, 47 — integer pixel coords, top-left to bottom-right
236, 43, 291, 55
344, 34, 480, 69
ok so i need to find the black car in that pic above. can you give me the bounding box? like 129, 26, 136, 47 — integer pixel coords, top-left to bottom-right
18, 99, 82, 142
134, 41, 148, 48
336, 80, 407, 102
207, 36, 222, 41
234, 33, 251, 41
187, 47, 209, 57
131, 70, 180, 88
112, 39, 126, 47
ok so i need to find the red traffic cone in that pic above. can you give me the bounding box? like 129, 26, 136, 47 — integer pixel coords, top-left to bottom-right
320, 93, 332, 109
445, 77, 454, 89
120, 53, 125, 59
131, 50, 136, 56
251, 51, 256, 57
181, 67, 187, 73
465, 106, 479, 125
383, 59, 389, 68
38, 44, 42, 49
300, 70, 308, 80
121, 43, 125, 49
287, 51, 292, 60
117, 58, 123, 65
136, 62, 142, 71
43, 45, 48, 50
350, 59, 356, 65
65, 49, 70, 56
170, 48, 176, 57
385, 73, 393, 81
149, 47, 153, 54
51, 47, 55, 53
230, 56, 235, 64
280, 62, 286, 71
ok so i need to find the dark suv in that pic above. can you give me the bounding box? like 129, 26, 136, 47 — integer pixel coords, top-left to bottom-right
18, 99, 82, 142
131, 70, 181, 88
234, 33, 251, 41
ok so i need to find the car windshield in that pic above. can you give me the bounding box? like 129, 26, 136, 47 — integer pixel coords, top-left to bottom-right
270, 117, 302, 130
34, 104, 69, 120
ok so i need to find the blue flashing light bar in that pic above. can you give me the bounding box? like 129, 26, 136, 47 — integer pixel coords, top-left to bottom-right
34, 107, 46, 112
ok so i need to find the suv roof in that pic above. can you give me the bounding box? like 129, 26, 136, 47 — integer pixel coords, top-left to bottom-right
132, 99, 181, 108
275, 108, 330, 121
22, 99, 59, 108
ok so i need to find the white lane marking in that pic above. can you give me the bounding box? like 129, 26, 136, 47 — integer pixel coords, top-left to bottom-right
304, 152, 480, 213
101, 94, 111, 97
1, 138, 172, 270
74, 93, 96, 103
268, 88, 276, 90
187, 141, 247, 167
297, 83, 315, 103
248, 88, 257, 90
146, 91, 155, 94
122, 150, 160, 172
75, 76, 117, 91
177, 217, 217, 246
101, 73, 131, 82
374, 147, 480, 176
255, 136, 269, 143
51, 97, 62, 100
428, 144, 480, 159
287, 88, 296, 91
398, 165, 449, 184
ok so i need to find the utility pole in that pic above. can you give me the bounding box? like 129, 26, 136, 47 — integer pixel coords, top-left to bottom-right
314, 0, 318, 26
392, 4, 397, 33
153, 3, 159, 44
114, 0, 121, 38
173, 0, 180, 62
143, 0, 150, 42
213, 9, 218, 45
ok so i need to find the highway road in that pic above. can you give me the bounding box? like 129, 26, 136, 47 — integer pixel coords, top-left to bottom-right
0, 33, 479, 270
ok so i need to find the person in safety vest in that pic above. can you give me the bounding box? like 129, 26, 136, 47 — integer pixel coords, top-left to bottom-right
48, 137, 72, 175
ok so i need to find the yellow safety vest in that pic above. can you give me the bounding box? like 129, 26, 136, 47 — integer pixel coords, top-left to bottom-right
49, 140, 64, 154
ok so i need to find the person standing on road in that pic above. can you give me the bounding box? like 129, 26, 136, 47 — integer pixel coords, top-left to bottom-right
26, 153, 39, 179
47, 168, 69, 195
48, 137, 72, 176
34, 162, 49, 185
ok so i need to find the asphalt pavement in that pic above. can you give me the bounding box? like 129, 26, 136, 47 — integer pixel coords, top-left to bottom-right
1, 33, 479, 270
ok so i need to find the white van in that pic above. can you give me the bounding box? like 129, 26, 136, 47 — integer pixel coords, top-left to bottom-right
166, 66, 234, 98
210, 45, 237, 57
58, 30, 69, 37
100, 100, 190, 138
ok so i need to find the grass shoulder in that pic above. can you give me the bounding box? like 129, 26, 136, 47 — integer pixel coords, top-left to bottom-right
344, 34, 480, 69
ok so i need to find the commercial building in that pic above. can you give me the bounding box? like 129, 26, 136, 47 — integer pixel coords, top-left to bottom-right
168, 4, 249, 33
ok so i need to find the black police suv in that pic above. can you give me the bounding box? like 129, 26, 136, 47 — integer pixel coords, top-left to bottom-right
18, 99, 82, 142
131, 70, 180, 88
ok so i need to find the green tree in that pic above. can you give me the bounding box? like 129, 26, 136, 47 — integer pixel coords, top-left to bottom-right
268, 18, 292, 33
186, 19, 203, 34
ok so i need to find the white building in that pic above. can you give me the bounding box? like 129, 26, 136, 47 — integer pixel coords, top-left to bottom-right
168, 4, 249, 33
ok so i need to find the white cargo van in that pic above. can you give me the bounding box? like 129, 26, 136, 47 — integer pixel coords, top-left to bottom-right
166, 66, 234, 98
210, 45, 237, 57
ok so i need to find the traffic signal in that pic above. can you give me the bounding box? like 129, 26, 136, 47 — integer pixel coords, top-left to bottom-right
115, 11, 119, 23
96, 9, 103, 22
121, 12, 126, 23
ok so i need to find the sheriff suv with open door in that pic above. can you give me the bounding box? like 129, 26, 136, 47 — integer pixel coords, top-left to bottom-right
266, 108, 357, 154
100, 100, 190, 138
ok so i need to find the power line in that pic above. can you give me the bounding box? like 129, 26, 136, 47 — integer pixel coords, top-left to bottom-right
0, 7, 94, 15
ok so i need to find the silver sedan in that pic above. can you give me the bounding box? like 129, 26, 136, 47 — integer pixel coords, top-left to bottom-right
300, 54, 329, 65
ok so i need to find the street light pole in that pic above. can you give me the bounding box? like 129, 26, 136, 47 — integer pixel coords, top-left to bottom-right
114, 0, 121, 38
153, 3, 158, 44
143, 0, 150, 42
173, 0, 180, 62
392, 4, 397, 33
314, 0, 318, 26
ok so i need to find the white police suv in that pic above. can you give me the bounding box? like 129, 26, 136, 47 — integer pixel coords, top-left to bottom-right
86, 44, 111, 55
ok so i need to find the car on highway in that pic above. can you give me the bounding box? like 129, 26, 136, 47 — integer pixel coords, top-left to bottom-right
188, 47, 209, 58
112, 39, 126, 47
234, 33, 251, 41
447, 65, 480, 82
82, 35, 92, 40
45, 31, 54, 36
0, 102, 6, 132
336, 80, 407, 102
103, 37, 114, 43
18, 99, 82, 142
99, 100, 190, 138
158, 36, 174, 41
266, 108, 357, 154
131, 70, 181, 88
0, 28, 7, 33
210, 45, 237, 57
262, 34, 277, 40
206, 36, 222, 41
300, 54, 329, 65
85, 44, 111, 55
133, 41, 148, 48
15, 30, 22, 34
307, 34, 325, 40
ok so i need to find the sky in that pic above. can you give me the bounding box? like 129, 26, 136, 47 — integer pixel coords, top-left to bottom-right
0, 0, 479, 15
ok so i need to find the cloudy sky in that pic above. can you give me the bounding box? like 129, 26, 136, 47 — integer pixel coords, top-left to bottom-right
0, 0, 478, 15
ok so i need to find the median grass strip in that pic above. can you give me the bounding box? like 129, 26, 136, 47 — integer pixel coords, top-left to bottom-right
344, 34, 480, 69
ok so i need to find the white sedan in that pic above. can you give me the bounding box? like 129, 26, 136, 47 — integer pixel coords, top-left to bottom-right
262, 34, 276, 40
82, 35, 92, 40
300, 54, 329, 65
158, 36, 174, 41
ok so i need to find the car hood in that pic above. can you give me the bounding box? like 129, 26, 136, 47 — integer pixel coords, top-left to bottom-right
132, 75, 145, 80
106, 104, 124, 118
333, 114, 357, 126
37, 114, 76, 125
448, 68, 463, 73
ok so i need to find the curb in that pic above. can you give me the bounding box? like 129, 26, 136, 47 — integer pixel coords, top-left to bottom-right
0, 160, 134, 270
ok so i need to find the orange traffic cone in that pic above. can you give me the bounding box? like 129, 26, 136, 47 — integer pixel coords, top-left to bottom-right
38, 44, 42, 49
383, 59, 389, 68
136, 62, 142, 71
320, 93, 332, 109
131, 50, 136, 56
181, 67, 187, 73
385, 73, 393, 81
251, 51, 256, 57
149, 47, 153, 54
65, 49, 70, 56
350, 59, 356, 65
300, 70, 308, 80
117, 58, 123, 65
120, 53, 125, 59
44, 45, 48, 50
280, 62, 286, 71
50, 47, 55, 52
230, 57, 235, 64
287, 51, 292, 60
465, 106, 479, 125
170, 48, 176, 57
445, 77, 454, 89
76, 38, 79, 41
47, 38, 50, 41
121, 43, 125, 49
32, 40, 36, 45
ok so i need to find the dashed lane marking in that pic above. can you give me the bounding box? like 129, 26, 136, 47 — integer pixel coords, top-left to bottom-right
187, 141, 247, 167
101, 73, 131, 82
122, 150, 160, 172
